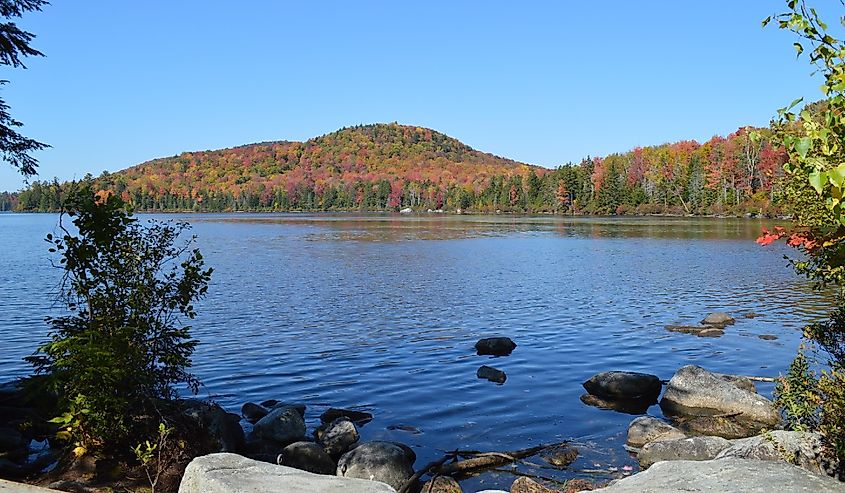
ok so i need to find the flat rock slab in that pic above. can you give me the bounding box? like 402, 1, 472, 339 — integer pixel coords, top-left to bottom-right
179, 453, 396, 493
592, 458, 845, 492
637, 436, 730, 468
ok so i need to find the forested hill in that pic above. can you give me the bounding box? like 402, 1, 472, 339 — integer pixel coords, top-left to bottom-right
12, 122, 787, 215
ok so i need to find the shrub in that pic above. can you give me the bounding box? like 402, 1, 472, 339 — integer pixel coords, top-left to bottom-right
27, 186, 212, 456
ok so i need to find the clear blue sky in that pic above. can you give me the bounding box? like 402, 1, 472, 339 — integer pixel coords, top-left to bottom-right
0, 1, 841, 191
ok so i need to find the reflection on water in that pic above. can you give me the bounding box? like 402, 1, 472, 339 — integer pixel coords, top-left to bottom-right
0, 213, 832, 490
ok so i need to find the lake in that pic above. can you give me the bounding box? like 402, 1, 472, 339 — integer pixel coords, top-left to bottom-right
0, 213, 831, 490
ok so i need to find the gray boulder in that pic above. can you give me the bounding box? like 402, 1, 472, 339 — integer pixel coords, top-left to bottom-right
279, 441, 337, 475
626, 416, 686, 449
179, 453, 396, 493
701, 312, 735, 327
252, 406, 307, 445
475, 337, 517, 356
591, 458, 845, 492
241, 402, 268, 424
477, 365, 507, 384
316, 417, 359, 456
637, 436, 731, 468
583, 371, 662, 401
337, 441, 415, 491
660, 365, 779, 426
716, 431, 825, 475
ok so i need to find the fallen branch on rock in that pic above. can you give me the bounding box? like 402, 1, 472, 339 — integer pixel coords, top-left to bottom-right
396, 441, 570, 493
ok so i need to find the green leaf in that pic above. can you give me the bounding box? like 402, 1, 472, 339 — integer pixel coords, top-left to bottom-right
788, 97, 804, 110
796, 137, 813, 158
830, 164, 845, 188
809, 170, 827, 193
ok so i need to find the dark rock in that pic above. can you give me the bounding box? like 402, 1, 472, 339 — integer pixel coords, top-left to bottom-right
541, 444, 578, 468
320, 408, 373, 425
241, 402, 269, 424
660, 365, 779, 427
475, 337, 517, 356
582, 371, 662, 402
637, 436, 731, 468
270, 402, 306, 418
626, 416, 686, 449
759, 334, 778, 341
477, 365, 507, 384
181, 400, 245, 453
580, 394, 653, 415
260, 399, 280, 408
743, 312, 764, 319
665, 324, 712, 335
252, 406, 307, 445
701, 312, 735, 327
244, 438, 284, 457
316, 417, 359, 456
422, 475, 463, 492
0, 426, 26, 452
279, 441, 337, 475
386, 424, 421, 434
697, 328, 724, 338
337, 441, 415, 491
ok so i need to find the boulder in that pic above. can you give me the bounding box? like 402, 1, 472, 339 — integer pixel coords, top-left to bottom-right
580, 394, 652, 415
316, 417, 359, 456
179, 453, 396, 493
181, 400, 245, 453
252, 406, 307, 445
475, 337, 517, 356
701, 312, 735, 327
269, 401, 306, 418
279, 441, 337, 475
715, 431, 825, 475
626, 416, 686, 449
590, 458, 845, 492
660, 365, 779, 426
511, 477, 558, 492
676, 414, 767, 440
337, 441, 415, 491
422, 475, 463, 492
714, 374, 757, 393
637, 436, 730, 468
477, 365, 507, 384
0, 426, 26, 452
582, 371, 662, 402
241, 402, 268, 424
320, 408, 373, 425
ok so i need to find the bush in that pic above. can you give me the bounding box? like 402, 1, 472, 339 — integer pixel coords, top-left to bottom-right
27, 187, 212, 456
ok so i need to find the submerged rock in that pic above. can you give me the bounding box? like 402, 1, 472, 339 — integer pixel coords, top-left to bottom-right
320, 408, 373, 425
252, 406, 307, 445
665, 325, 724, 337
626, 416, 686, 449
582, 371, 662, 402
758, 334, 779, 341
541, 444, 578, 468
477, 365, 507, 384
701, 312, 735, 327
637, 436, 731, 468
580, 394, 653, 415
279, 441, 336, 475
337, 441, 415, 491
660, 365, 779, 427
475, 337, 517, 356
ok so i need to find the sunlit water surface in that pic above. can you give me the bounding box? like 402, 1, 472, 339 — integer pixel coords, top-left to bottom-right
0, 213, 831, 490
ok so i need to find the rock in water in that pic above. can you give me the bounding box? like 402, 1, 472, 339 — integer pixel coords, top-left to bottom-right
477, 365, 507, 383
279, 441, 336, 475
582, 371, 662, 402
316, 417, 359, 456
580, 394, 653, 415
541, 444, 578, 467
626, 416, 686, 449
337, 441, 415, 491
181, 400, 245, 453
700, 312, 735, 327
715, 431, 825, 476
241, 402, 269, 424
319, 408, 373, 425
589, 457, 845, 492
660, 365, 780, 427
475, 337, 517, 356
637, 436, 731, 468
511, 477, 559, 492
252, 406, 307, 445
422, 475, 463, 492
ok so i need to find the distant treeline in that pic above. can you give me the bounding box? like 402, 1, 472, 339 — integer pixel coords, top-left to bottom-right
9, 123, 787, 216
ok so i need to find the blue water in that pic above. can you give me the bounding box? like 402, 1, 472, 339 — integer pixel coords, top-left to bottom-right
0, 213, 830, 490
